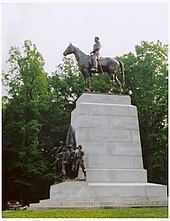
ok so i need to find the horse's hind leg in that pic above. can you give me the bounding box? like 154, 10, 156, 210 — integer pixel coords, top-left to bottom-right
110, 73, 116, 93
84, 70, 91, 91
116, 75, 123, 94
82, 74, 88, 91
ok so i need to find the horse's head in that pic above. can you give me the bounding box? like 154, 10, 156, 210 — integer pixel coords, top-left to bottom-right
63, 43, 75, 56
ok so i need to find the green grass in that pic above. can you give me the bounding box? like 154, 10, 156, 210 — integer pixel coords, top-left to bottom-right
2, 207, 168, 218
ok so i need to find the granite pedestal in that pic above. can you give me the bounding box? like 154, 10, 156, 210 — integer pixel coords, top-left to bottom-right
29, 93, 167, 209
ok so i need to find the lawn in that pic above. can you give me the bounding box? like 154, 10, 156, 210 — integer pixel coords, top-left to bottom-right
2, 207, 168, 218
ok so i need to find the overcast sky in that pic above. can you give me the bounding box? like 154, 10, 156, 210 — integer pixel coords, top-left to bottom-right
2, 2, 169, 76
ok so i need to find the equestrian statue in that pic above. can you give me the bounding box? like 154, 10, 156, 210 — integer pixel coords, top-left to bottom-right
63, 37, 125, 94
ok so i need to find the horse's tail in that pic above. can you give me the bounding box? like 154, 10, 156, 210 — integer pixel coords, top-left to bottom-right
118, 60, 125, 85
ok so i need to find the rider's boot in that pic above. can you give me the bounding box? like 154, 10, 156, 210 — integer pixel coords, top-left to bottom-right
90, 67, 96, 71
90, 67, 98, 72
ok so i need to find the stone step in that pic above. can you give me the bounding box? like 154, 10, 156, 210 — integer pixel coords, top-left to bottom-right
49, 181, 167, 199
39, 196, 167, 204
86, 169, 147, 183
88, 183, 167, 198
29, 196, 168, 210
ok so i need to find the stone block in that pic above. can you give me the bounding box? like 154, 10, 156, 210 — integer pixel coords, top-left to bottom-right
78, 128, 131, 142
146, 184, 167, 197
79, 102, 130, 116
129, 106, 138, 116
81, 141, 142, 156
88, 183, 146, 197
50, 181, 89, 199
77, 115, 139, 130
85, 154, 143, 169
76, 93, 131, 105
86, 169, 147, 183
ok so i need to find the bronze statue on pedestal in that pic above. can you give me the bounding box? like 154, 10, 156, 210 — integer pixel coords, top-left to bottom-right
63, 38, 125, 93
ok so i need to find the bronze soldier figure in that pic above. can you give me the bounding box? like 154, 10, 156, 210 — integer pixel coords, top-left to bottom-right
75, 145, 86, 180
65, 143, 74, 179
51, 141, 66, 183
90, 36, 101, 72
57, 141, 65, 154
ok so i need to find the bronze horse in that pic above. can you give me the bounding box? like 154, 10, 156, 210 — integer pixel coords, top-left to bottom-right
63, 43, 125, 93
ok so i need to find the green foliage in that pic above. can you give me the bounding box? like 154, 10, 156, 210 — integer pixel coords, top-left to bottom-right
2, 40, 53, 203
2, 207, 168, 218
119, 41, 168, 184
91, 73, 111, 93
41, 57, 83, 150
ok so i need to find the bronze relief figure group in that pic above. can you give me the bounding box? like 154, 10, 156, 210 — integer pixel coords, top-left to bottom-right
51, 141, 86, 183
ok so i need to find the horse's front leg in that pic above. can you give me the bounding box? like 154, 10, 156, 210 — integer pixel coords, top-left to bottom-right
84, 70, 91, 92
86, 72, 91, 91
82, 72, 87, 91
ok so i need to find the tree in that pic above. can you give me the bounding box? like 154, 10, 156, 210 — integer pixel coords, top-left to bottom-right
42, 57, 83, 151
120, 41, 168, 184
2, 40, 53, 204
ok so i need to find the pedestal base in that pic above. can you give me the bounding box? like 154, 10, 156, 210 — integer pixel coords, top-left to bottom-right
29, 93, 167, 209
29, 181, 167, 209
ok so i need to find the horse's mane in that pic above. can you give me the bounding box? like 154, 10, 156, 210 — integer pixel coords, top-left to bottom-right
74, 45, 88, 57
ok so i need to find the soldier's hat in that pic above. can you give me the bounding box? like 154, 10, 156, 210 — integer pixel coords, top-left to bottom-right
95, 36, 99, 40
